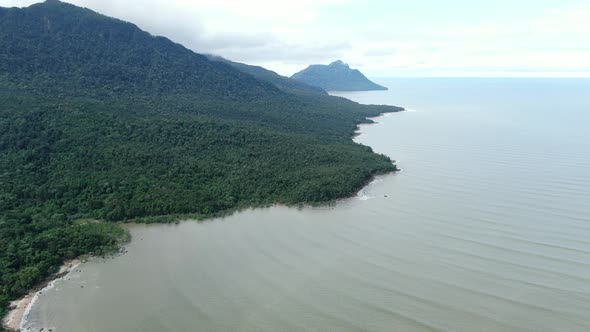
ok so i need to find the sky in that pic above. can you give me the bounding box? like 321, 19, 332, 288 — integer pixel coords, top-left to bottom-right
2, 0, 590, 77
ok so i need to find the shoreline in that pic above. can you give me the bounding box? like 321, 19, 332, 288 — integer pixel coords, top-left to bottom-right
1, 107, 404, 331
2, 259, 81, 332
122, 109, 406, 225
352, 107, 404, 139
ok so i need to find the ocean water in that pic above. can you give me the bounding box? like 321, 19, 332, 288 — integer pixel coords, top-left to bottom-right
24, 78, 590, 331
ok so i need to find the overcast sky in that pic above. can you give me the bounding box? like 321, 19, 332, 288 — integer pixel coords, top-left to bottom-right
2, 0, 590, 77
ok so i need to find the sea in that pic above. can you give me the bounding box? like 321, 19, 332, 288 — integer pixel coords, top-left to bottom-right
23, 78, 590, 331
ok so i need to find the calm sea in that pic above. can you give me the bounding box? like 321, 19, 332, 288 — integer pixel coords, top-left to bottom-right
24, 78, 590, 331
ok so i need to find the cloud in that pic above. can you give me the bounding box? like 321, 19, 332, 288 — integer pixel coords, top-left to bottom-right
346, 2, 590, 77
364, 48, 398, 57
63, 0, 351, 71
0, 0, 38, 6
1, 0, 589, 77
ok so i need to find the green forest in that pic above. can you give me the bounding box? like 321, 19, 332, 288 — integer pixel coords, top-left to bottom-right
0, 0, 402, 322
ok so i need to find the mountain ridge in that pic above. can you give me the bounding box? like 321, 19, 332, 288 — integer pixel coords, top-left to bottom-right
0, 0, 280, 98
205, 54, 328, 96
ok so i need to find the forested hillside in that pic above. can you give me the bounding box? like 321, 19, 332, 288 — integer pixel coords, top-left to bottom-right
0, 0, 402, 321
206, 54, 328, 96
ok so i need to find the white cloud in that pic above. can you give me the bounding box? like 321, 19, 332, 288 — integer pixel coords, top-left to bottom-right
1, 0, 589, 77
63, 0, 351, 71
344, 3, 590, 77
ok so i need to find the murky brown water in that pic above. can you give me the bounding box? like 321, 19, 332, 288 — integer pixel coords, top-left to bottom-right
25, 79, 590, 331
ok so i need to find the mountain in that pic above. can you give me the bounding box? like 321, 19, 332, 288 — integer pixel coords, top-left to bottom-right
0, 0, 402, 318
206, 55, 327, 96
291, 60, 388, 91
0, 0, 276, 98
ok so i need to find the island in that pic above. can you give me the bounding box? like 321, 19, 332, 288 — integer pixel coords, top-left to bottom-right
0, 0, 403, 328
291, 60, 388, 91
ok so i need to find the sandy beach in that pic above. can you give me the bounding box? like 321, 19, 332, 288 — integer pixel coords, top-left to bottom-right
2, 259, 81, 332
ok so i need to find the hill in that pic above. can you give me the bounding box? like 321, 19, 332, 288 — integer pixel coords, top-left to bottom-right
291, 60, 388, 91
0, 0, 402, 321
205, 54, 327, 96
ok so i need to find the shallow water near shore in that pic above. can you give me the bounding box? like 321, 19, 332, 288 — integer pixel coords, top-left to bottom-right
24, 78, 590, 331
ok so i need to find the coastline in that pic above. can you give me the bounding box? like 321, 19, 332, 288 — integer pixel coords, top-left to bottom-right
353, 112, 392, 139
101, 108, 406, 224
1, 107, 404, 331
351, 111, 402, 196
2, 259, 81, 332
352, 108, 406, 148
2, 104, 404, 331
351, 105, 405, 139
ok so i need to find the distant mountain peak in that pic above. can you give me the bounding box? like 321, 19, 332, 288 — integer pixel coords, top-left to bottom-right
32, 0, 89, 13
329, 60, 349, 67
42, 0, 65, 6
291, 60, 387, 91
